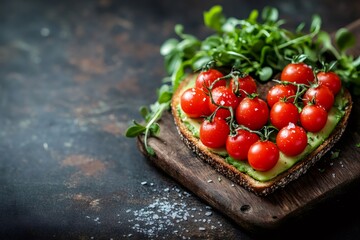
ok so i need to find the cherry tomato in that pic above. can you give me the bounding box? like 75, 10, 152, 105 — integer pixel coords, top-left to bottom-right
195, 69, 226, 93
270, 101, 299, 129
235, 96, 269, 130
300, 104, 328, 132
226, 129, 260, 161
303, 85, 334, 112
280, 62, 315, 86
276, 123, 308, 156
200, 117, 230, 148
180, 88, 211, 118
229, 75, 257, 101
266, 84, 296, 108
317, 71, 342, 95
248, 140, 279, 172
209, 86, 241, 119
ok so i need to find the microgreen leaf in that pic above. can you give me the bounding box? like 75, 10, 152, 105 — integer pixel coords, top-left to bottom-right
261, 7, 278, 22
125, 121, 147, 138
258, 67, 273, 81
145, 146, 155, 156
174, 24, 191, 40
149, 122, 160, 135
353, 56, 360, 67
204, 5, 225, 32
335, 28, 356, 52
158, 84, 172, 104
164, 54, 182, 75
247, 9, 259, 23
296, 22, 305, 33
310, 15, 321, 33
139, 106, 149, 119
192, 56, 213, 71
317, 31, 332, 50
160, 38, 179, 56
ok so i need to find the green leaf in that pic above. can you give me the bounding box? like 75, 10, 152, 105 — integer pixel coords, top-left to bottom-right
149, 101, 161, 114
261, 7, 278, 22
145, 145, 155, 156
221, 18, 238, 33
172, 60, 192, 91
125, 123, 146, 137
202, 35, 222, 50
352, 56, 360, 67
259, 45, 271, 65
166, 53, 183, 75
175, 24, 184, 35
296, 22, 305, 33
203, 5, 225, 32
149, 122, 160, 135
302, 45, 318, 62
258, 66, 273, 81
317, 31, 332, 50
247, 9, 259, 23
160, 38, 179, 56
310, 15, 321, 33
335, 28, 356, 52
176, 38, 199, 52
139, 106, 149, 119
157, 84, 172, 103
192, 56, 213, 71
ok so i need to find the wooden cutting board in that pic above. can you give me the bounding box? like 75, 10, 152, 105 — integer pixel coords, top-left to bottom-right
137, 19, 360, 232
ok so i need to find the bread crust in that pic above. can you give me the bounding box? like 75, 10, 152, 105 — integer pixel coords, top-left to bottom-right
171, 74, 353, 196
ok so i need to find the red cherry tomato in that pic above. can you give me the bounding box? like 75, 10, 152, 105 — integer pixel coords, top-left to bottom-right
317, 71, 342, 95
266, 84, 296, 108
300, 104, 328, 132
180, 88, 211, 118
200, 117, 230, 149
248, 140, 279, 172
280, 62, 315, 86
270, 101, 300, 129
195, 69, 226, 93
235, 96, 269, 130
303, 85, 334, 112
226, 129, 260, 161
229, 75, 257, 101
209, 86, 241, 119
276, 123, 308, 156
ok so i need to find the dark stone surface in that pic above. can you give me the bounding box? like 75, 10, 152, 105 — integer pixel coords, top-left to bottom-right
0, 0, 359, 239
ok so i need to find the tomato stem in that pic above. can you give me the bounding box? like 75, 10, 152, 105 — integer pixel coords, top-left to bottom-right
262, 125, 277, 141
234, 124, 263, 138
201, 59, 216, 72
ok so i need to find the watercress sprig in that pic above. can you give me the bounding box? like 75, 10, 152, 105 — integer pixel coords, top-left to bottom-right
125, 5, 359, 155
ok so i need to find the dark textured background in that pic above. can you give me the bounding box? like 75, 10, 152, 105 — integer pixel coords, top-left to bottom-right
1, 0, 360, 239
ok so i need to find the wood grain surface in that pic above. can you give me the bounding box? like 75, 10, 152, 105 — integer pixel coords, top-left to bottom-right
137, 19, 360, 232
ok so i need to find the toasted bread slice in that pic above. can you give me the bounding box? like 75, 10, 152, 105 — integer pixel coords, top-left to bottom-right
171, 74, 353, 196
